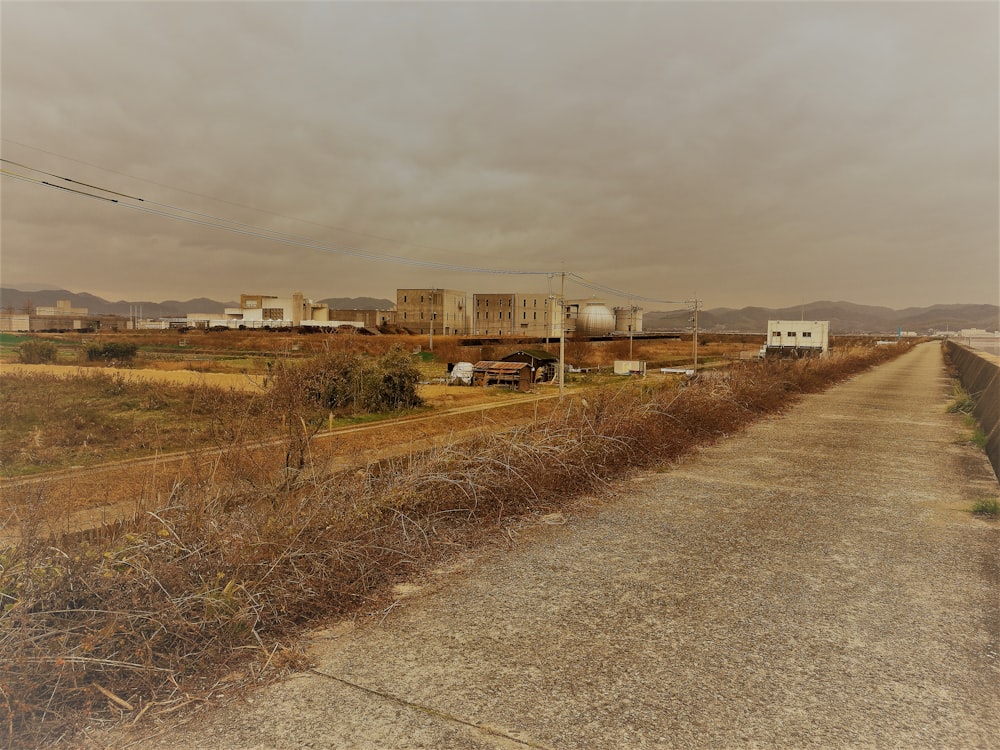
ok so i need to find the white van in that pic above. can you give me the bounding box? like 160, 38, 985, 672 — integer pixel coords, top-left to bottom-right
448, 361, 474, 385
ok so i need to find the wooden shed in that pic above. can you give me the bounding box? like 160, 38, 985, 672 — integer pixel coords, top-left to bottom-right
501, 349, 559, 383
472, 361, 532, 392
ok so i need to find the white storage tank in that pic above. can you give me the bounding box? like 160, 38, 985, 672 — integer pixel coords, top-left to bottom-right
575, 301, 616, 336
614, 306, 643, 333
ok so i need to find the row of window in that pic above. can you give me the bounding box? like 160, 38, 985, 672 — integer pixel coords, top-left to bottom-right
474, 298, 549, 308
476, 311, 543, 320
771, 331, 813, 337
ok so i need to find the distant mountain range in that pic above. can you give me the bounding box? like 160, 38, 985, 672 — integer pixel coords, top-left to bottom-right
1, 288, 995, 334
645, 301, 999, 334
0, 288, 394, 318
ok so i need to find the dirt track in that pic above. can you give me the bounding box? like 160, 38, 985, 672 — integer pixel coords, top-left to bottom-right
95, 343, 1000, 749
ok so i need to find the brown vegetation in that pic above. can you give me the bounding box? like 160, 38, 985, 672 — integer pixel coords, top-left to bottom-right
0, 341, 911, 747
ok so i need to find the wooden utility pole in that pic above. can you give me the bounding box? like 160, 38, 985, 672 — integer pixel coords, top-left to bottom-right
558, 272, 566, 396
428, 287, 436, 351
688, 297, 702, 375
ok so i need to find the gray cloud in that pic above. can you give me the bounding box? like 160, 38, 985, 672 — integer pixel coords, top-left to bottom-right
2, 1, 997, 309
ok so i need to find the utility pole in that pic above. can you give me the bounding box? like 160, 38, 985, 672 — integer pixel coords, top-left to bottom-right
628, 301, 635, 361
428, 287, 436, 351
687, 297, 702, 375
558, 272, 566, 396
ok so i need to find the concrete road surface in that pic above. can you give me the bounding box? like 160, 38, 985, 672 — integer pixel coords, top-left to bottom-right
109, 343, 1000, 749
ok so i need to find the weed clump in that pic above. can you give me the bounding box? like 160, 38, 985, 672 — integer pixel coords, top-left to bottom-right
947, 383, 976, 415
971, 497, 1000, 517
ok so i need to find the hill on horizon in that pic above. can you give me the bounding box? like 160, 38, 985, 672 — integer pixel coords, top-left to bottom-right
644, 300, 999, 334
0, 288, 995, 333
0, 288, 395, 318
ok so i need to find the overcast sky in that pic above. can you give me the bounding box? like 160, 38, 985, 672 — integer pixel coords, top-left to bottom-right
2, 1, 997, 311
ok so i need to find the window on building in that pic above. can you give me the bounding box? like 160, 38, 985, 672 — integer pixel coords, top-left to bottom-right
787, 331, 796, 337
403, 295, 407, 303
523, 312, 526, 320
772, 332, 781, 337
802, 331, 812, 338
245, 300, 258, 308
533, 312, 537, 320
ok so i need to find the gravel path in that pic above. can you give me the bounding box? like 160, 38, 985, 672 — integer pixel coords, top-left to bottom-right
112, 343, 1000, 749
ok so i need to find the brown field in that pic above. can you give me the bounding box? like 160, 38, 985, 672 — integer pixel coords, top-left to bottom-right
1, 363, 268, 390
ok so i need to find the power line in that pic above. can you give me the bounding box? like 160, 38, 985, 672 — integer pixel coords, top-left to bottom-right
566, 273, 684, 306
2, 162, 557, 276
2, 154, 687, 304
1, 138, 522, 262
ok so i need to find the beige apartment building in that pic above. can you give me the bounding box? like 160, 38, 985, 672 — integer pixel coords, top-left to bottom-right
473, 293, 563, 338
396, 289, 469, 335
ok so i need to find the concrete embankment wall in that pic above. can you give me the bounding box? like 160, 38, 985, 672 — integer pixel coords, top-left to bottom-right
944, 340, 999, 480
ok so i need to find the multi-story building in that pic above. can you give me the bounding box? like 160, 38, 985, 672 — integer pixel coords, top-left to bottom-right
396, 289, 469, 335
225, 292, 330, 326
472, 293, 562, 338
35, 299, 89, 317
0, 299, 106, 331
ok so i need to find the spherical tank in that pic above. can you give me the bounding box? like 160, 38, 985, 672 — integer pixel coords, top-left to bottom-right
576, 302, 616, 336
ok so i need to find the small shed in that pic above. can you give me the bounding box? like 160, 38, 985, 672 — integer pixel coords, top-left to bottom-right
501, 349, 559, 383
472, 361, 532, 392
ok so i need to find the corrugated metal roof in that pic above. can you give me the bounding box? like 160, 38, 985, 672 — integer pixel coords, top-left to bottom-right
502, 349, 558, 362
473, 361, 530, 372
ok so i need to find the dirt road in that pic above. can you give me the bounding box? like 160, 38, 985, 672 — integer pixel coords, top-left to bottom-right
101, 343, 1000, 748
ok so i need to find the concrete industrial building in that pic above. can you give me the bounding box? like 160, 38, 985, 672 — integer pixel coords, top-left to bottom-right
472, 293, 561, 338
0, 299, 106, 331
35, 300, 89, 317
396, 289, 469, 335
423, 291, 641, 339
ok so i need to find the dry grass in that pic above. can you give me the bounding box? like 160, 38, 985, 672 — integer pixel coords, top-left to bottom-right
0, 342, 911, 748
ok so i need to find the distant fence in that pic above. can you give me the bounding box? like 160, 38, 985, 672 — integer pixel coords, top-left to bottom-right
944, 340, 999, 480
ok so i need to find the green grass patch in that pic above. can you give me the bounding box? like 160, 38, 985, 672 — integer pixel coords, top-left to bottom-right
971, 497, 1000, 517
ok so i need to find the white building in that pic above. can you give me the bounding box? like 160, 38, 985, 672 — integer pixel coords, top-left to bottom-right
224, 292, 330, 326
763, 320, 830, 357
